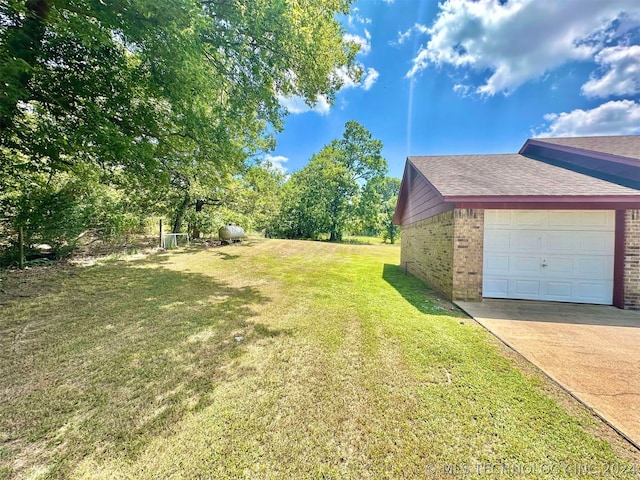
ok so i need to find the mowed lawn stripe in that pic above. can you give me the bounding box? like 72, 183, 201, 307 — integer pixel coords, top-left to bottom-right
0, 239, 637, 479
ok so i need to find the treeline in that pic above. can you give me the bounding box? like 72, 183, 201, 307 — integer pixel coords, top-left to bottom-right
0, 0, 367, 261
182, 121, 400, 244
271, 121, 400, 243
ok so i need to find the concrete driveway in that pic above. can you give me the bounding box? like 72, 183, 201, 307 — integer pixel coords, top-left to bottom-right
456, 299, 640, 450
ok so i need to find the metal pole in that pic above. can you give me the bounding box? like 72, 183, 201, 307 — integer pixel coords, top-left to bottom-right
18, 226, 24, 270
159, 219, 163, 248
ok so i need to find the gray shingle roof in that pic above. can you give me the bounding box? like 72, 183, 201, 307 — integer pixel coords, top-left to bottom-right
532, 135, 640, 161
408, 153, 640, 197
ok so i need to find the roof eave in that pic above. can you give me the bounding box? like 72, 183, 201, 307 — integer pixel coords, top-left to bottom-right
521, 138, 640, 167
446, 195, 640, 209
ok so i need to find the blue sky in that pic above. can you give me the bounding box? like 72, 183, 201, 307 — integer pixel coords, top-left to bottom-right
267, 0, 640, 179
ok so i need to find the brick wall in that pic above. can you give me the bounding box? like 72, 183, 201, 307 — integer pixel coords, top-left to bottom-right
452, 209, 484, 301
400, 208, 485, 301
624, 209, 640, 309
400, 210, 454, 298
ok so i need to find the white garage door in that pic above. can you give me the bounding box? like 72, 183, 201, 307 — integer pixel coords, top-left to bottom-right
483, 210, 614, 304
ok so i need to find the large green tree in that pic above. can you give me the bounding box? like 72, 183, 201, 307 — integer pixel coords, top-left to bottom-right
0, 0, 360, 247
325, 120, 386, 241
274, 121, 386, 241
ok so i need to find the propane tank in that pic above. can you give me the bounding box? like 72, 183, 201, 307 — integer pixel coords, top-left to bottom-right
218, 223, 245, 243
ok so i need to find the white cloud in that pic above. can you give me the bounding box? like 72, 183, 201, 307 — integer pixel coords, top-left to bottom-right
333, 65, 360, 89
347, 10, 372, 28
407, 0, 640, 95
277, 94, 330, 116
278, 65, 379, 117
581, 45, 640, 98
453, 83, 472, 97
333, 65, 379, 91
343, 32, 371, 56
395, 23, 429, 45
362, 68, 379, 91
536, 100, 640, 137
264, 154, 289, 173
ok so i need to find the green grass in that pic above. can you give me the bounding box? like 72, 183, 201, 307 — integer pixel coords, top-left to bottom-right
0, 239, 638, 479
313, 234, 389, 245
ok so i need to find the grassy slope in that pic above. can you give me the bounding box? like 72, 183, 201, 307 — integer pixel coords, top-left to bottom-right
0, 239, 638, 479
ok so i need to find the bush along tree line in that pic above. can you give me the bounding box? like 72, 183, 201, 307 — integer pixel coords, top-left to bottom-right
0, 1, 400, 265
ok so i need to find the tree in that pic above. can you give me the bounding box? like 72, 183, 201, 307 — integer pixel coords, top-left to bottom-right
359, 176, 401, 243
0, 0, 360, 251
182, 160, 287, 239
236, 161, 287, 235
273, 121, 386, 241
325, 121, 386, 241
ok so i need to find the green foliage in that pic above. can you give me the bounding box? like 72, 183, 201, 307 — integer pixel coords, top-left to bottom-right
101, 212, 141, 245
0, 0, 359, 255
207, 160, 287, 236
13, 175, 96, 257
1, 162, 146, 263
359, 176, 401, 243
238, 161, 287, 233
184, 210, 219, 238
273, 121, 387, 241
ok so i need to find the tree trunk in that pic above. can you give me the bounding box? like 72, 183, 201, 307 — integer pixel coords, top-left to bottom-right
172, 192, 191, 233
191, 199, 205, 239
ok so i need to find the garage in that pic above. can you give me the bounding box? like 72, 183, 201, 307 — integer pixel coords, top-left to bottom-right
394, 138, 640, 309
483, 210, 615, 304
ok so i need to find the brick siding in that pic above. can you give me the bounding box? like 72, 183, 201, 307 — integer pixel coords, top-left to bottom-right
400, 210, 454, 298
400, 208, 484, 301
624, 209, 640, 309
452, 209, 484, 301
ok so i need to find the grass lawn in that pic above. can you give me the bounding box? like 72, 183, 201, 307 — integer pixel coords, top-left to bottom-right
1, 238, 638, 479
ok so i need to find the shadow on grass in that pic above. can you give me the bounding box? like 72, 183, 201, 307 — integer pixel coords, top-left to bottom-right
382, 263, 462, 317
216, 250, 241, 261
0, 254, 285, 478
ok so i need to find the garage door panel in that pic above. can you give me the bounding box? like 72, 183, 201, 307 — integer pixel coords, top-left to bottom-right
514, 280, 542, 296
578, 258, 611, 277
483, 210, 614, 305
484, 255, 510, 273
514, 211, 546, 227
513, 231, 543, 250
577, 282, 612, 303
484, 278, 509, 297
580, 233, 613, 254
580, 210, 613, 227
548, 211, 579, 227
546, 232, 577, 251
545, 281, 573, 299
485, 210, 512, 226
484, 231, 511, 250
545, 257, 574, 275
514, 257, 541, 274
